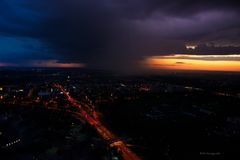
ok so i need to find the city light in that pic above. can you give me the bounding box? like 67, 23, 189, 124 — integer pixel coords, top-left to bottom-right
0, 68, 240, 159
54, 83, 141, 160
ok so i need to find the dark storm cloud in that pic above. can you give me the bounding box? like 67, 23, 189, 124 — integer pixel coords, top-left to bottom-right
0, 0, 240, 71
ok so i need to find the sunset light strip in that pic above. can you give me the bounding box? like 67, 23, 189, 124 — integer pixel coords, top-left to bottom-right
144, 54, 240, 71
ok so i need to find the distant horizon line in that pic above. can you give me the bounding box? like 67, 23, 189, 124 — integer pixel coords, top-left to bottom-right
1, 66, 240, 74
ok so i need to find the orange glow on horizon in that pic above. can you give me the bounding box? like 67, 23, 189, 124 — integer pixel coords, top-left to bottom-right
0, 63, 15, 67
32, 60, 85, 68
144, 54, 240, 72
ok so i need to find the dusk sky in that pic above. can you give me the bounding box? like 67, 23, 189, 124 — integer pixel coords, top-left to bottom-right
0, 0, 240, 72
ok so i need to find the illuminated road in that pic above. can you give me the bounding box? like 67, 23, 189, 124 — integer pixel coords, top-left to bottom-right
53, 83, 141, 160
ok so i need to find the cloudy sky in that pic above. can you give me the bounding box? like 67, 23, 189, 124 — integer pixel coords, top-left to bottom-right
0, 0, 240, 72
